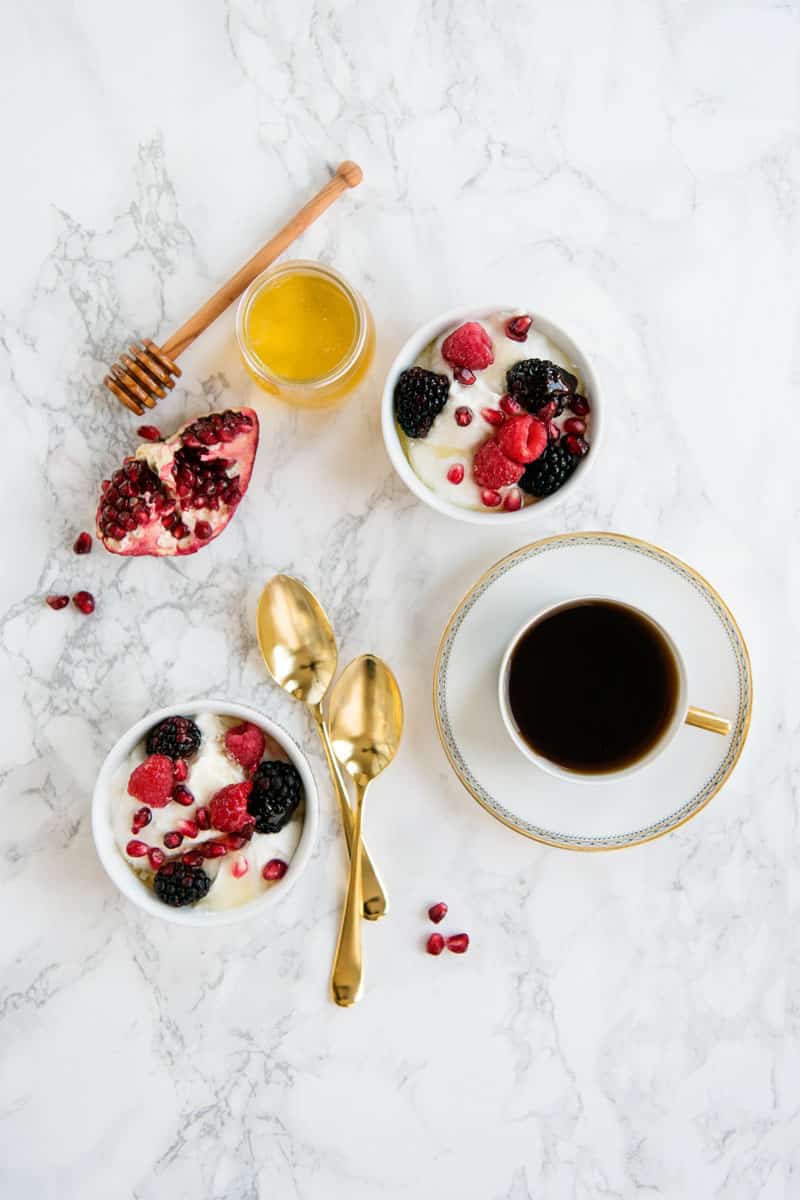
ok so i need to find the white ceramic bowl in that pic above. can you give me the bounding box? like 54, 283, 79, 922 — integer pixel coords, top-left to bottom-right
92, 699, 319, 927
381, 305, 602, 526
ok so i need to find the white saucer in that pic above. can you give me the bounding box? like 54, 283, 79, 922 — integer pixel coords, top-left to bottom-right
433, 533, 752, 850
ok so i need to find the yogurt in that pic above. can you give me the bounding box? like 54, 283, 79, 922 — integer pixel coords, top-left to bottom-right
112, 712, 303, 911
400, 312, 588, 511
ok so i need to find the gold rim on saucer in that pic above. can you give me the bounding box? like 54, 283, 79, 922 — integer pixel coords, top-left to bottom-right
432, 532, 753, 852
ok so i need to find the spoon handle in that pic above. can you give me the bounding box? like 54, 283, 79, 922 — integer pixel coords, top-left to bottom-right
331, 780, 367, 1006
313, 708, 388, 920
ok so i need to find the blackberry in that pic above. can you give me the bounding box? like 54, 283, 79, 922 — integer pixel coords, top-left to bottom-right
247, 760, 304, 834
519, 442, 577, 497
506, 359, 577, 416
394, 367, 449, 438
146, 715, 202, 760
153, 860, 211, 907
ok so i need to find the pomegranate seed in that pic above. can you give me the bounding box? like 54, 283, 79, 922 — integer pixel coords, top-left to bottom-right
163, 831, 183, 849
173, 784, 195, 807
546, 421, 561, 443
446, 933, 470, 954
72, 591, 95, 615
73, 532, 92, 555
131, 806, 152, 833
446, 464, 465, 485
173, 759, 189, 783
239, 818, 256, 841
481, 407, 504, 427
505, 315, 533, 342
46, 594, 69, 610
224, 834, 248, 851
570, 395, 590, 416
137, 425, 162, 441
455, 406, 473, 427
563, 434, 589, 457
428, 902, 448, 924
503, 488, 523, 512
537, 400, 558, 423
194, 521, 212, 540
231, 856, 249, 879
195, 806, 211, 830
262, 858, 288, 881
426, 933, 445, 956
500, 393, 522, 416
202, 840, 228, 858
181, 850, 203, 866
126, 839, 149, 858
453, 366, 476, 386
147, 847, 166, 869
481, 489, 502, 508
176, 819, 198, 838
563, 417, 586, 435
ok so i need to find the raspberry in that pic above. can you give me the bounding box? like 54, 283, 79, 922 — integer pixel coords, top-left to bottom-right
127, 755, 174, 808
496, 414, 547, 465
224, 722, 266, 772
472, 439, 524, 490
441, 322, 495, 370
209, 781, 253, 833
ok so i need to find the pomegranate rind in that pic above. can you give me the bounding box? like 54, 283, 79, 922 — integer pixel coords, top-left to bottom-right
96, 408, 259, 558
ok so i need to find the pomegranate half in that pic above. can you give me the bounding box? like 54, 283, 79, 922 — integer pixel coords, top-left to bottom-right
96, 408, 259, 556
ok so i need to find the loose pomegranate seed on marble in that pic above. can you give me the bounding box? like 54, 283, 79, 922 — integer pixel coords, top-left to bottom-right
136, 425, 162, 442
505, 315, 533, 342
262, 858, 288, 881
455, 407, 473, 428
126, 839, 149, 858
163, 831, 183, 849
446, 464, 465, 485
148, 847, 166, 869
446, 933, 470, 954
46, 595, 69, 610
428, 902, 448, 924
72, 591, 95, 615
426, 933, 445, 955
73, 532, 92, 555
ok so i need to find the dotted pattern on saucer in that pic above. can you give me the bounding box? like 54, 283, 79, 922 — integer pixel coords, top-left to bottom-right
435, 533, 752, 850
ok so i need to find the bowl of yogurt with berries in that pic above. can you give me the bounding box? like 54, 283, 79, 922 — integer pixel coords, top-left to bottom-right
92, 700, 318, 926
382, 306, 601, 524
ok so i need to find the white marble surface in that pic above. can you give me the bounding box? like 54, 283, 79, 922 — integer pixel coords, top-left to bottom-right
0, 2, 794, 1197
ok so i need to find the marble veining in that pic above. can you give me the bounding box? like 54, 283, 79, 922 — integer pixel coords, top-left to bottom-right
0, 1, 794, 1197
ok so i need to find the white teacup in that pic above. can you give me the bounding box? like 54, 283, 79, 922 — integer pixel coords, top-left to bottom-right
498, 596, 730, 783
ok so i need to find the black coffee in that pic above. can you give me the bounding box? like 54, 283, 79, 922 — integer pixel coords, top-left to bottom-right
506, 600, 679, 774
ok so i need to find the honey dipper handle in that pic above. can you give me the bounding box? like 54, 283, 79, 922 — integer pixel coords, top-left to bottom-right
160, 161, 363, 361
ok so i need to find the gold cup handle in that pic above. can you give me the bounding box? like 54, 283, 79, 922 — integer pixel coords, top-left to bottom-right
685, 706, 731, 736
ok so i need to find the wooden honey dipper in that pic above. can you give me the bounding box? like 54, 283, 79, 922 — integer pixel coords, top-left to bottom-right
104, 161, 363, 415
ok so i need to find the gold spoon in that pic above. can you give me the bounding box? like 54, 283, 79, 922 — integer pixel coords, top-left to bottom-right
328, 655, 403, 1007
256, 575, 388, 920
